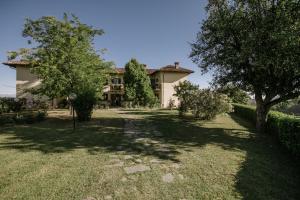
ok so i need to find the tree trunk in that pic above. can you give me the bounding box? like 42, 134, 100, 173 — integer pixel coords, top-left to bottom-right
255, 101, 269, 133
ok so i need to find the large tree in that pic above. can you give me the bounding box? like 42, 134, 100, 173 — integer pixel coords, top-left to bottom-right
190, 0, 300, 132
8, 14, 112, 121
123, 59, 156, 107
216, 83, 250, 104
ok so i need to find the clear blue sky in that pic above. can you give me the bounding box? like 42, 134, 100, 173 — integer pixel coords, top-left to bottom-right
0, 0, 212, 96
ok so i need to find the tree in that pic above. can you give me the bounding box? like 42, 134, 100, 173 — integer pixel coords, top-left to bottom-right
8, 14, 112, 121
173, 81, 198, 116
174, 81, 232, 119
191, 89, 232, 120
123, 59, 157, 107
216, 83, 250, 104
190, 0, 300, 132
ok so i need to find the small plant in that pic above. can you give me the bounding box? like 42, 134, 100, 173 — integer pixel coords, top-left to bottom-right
168, 98, 175, 110
174, 81, 232, 119
73, 88, 97, 122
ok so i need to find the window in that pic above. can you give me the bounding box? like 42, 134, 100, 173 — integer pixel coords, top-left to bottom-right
112, 77, 122, 84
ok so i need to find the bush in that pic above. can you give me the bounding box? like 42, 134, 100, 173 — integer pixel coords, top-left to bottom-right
168, 98, 175, 110
0, 98, 26, 113
0, 114, 15, 125
0, 110, 47, 125
233, 103, 300, 159
191, 89, 232, 120
174, 81, 232, 119
57, 98, 69, 109
73, 89, 97, 122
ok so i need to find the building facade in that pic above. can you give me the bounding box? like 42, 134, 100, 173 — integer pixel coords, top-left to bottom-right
3, 61, 193, 108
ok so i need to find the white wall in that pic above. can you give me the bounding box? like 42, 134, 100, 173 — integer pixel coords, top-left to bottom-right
159, 72, 189, 108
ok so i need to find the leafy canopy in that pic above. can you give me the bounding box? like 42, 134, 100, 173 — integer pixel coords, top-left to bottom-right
174, 80, 232, 119
190, 0, 300, 131
123, 58, 157, 107
9, 13, 112, 100
190, 0, 300, 107
216, 84, 250, 104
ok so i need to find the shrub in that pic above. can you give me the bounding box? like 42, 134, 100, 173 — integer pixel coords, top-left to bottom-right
168, 98, 175, 110
173, 81, 199, 116
0, 114, 14, 125
174, 81, 232, 119
36, 111, 47, 121
73, 89, 97, 122
191, 89, 232, 120
57, 98, 69, 109
233, 104, 300, 159
0, 110, 47, 125
0, 98, 26, 113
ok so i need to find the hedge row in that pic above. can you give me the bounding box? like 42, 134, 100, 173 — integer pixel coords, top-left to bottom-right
233, 103, 300, 159
0, 110, 47, 125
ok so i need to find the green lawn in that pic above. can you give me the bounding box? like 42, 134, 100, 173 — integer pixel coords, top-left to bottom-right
0, 109, 299, 200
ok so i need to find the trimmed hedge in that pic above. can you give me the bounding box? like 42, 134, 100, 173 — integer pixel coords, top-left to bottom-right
233, 103, 300, 159
0, 110, 47, 125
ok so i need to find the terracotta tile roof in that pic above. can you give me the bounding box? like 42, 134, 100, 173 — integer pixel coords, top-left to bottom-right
157, 65, 194, 73
114, 65, 193, 74
3, 61, 194, 74
114, 68, 157, 74
2, 60, 30, 68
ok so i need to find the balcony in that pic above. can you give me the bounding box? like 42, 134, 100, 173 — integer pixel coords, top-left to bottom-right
110, 84, 124, 91
151, 83, 160, 90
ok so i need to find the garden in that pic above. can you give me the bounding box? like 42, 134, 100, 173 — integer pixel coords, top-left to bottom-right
0, 109, 299, 199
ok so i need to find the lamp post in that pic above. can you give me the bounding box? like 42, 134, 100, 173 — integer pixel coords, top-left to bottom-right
69, 93, 77, 131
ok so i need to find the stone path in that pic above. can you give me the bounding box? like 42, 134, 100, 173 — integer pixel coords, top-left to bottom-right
106, 111, 186, 185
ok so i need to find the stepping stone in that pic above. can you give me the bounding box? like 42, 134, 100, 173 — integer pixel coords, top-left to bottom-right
171, 163, 181, 169
124, 164, 151, 174
124, 155, 133, 160
134, 159, 142, 163
104, 195, 113, 200
109, 159, 121, 163
162, 173, 174, 183
83, 197, 96, 200
121, 177, 127, 182
150, 159, 161, 163
150, 140, 159, 144
178, 174, 184, 180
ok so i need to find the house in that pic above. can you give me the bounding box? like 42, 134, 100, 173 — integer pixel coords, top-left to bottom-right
3, 61, 194, 108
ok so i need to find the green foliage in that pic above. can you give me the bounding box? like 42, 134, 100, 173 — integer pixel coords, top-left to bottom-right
233, 103, 300, 158
271, 97, 300, 113
174, 81, 198, 116
191, 89, 233, 120
174, 81, 232, 119
190, 0, 300, 131
168, 98, 175, 110
72, 87, 97, 122
0, 98, 26, 113
216, 84, 250, 104
0, 110, 47, 125
9, 13, 113, 121
123, 59, 157, 107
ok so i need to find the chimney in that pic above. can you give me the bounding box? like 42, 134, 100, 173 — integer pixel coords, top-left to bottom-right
174, 62, 179, 69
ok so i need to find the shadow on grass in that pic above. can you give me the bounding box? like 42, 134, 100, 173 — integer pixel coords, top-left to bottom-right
0, 109, 299, 199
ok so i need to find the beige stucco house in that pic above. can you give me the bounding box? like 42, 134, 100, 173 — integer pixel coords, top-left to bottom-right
3, 61, 193, 108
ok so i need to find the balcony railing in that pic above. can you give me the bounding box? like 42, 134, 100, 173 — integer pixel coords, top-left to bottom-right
110, 84, 124, 91
151, 83, 160, 90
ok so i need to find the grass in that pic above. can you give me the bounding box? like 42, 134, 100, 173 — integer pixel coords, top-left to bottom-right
0, 109, 299, 199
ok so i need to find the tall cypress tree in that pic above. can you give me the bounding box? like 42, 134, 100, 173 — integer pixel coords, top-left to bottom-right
123, 59, 156, 107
